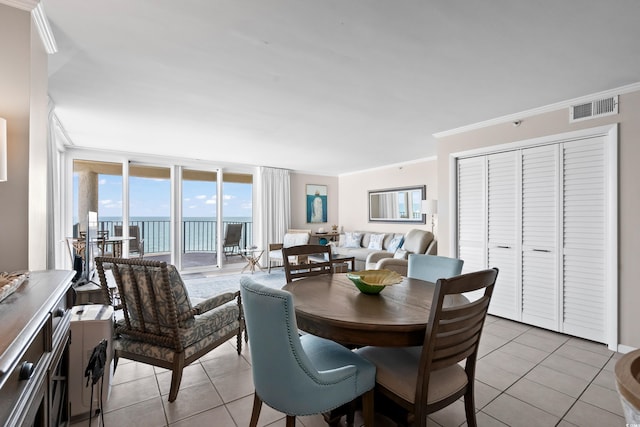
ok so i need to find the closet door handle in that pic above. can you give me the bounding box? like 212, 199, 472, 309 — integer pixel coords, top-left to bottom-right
532, 249, 551, 253
497, 245, 511, 249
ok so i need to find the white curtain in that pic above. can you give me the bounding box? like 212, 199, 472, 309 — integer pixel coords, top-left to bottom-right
259, 167, 290, 257
46, 103, 62, 269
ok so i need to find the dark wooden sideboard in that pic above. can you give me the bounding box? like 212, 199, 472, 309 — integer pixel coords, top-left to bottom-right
0, 270, 75, 427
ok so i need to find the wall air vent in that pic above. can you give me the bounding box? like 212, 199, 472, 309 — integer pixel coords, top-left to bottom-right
570, 95, 618, 122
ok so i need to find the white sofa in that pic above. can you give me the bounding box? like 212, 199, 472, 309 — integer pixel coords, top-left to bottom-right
331, 229, 436, 273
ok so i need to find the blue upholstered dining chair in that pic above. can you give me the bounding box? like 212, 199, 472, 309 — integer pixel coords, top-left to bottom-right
239, 277, 376, 427
407, 254, 464, 283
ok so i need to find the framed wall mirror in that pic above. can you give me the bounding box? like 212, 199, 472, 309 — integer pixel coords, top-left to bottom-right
368, 185, 426, 223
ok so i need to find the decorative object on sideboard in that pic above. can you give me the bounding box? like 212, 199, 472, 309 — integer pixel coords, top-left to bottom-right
0, 271, 29, 303
421, 199, 438, 233
0, 118, 7, 182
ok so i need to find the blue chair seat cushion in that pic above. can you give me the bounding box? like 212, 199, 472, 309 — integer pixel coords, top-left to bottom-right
257, 334, 375, 416
301, 334, 376, 396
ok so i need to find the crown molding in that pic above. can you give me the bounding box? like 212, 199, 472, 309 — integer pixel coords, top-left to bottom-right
32, 3, 57, 54
0, 0, 38, 11
433, 81, 640, 139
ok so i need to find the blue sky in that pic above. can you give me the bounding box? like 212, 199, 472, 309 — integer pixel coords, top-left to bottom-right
74, 174, 253, 220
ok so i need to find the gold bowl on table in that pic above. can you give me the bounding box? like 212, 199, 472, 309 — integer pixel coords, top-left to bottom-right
346, 269, 403, 295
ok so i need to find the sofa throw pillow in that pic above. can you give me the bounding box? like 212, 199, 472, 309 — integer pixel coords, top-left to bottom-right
367, 233, 385, 250
387, 236, 404, 253
393, 248, 409, 260
344, 232, 363, 248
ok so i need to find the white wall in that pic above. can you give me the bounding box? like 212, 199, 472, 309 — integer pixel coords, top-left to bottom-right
0, 6, 32, 271
338, 158, 438, 235
436, 89, 640, 350
289, 172, 338, 232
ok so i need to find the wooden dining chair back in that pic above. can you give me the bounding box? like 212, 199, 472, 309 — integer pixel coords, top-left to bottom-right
282, 244, 333, 283
94, 256, 244, 402
356, 268, 498, 427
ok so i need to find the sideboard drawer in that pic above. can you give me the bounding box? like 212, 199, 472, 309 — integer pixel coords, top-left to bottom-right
0, 324, 45, 425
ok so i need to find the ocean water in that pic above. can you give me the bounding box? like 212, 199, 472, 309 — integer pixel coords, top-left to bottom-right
95, 216, 252, 253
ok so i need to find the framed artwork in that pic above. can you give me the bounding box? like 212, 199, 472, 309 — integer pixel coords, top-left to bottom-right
306, 184, 327, 223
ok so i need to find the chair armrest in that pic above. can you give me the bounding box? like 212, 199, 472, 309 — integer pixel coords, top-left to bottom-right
192, 291, 240, 315
269, 243, 283, 251
366, 251, 394, 265
376, 258, 408, 276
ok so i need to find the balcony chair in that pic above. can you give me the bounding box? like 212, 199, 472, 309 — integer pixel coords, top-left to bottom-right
114, 225, 145, 258
222, 223, 243, 258
239, 277, 376, 427
268, 229, 311, 272
355, 268, 498, 427
95, 257, 244, 402
282, 244, 333, 283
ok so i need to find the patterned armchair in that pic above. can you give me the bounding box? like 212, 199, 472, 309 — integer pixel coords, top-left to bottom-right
95, 257, 244, 402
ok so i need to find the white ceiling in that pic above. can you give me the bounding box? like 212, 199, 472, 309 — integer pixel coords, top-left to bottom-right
43, 0, 640, 175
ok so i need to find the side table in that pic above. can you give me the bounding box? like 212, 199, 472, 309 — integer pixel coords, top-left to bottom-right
240, 249, 265, 274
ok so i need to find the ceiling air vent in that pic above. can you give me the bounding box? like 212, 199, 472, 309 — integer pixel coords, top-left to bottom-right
570, 95, 618, 122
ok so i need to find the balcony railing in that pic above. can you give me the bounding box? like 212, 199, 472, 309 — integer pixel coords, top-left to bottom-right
95, 219, 253, 255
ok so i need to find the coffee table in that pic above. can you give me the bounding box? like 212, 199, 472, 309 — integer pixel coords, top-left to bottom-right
329, 255, 354, 273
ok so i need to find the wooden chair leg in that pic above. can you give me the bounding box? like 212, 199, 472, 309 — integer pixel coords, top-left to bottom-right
285, 415, 296, 427
249, 393, 263, 427
168, 354, 185, 402
464, 389, 477, 427
361, 389, 375, 427
236, 326, 243, 354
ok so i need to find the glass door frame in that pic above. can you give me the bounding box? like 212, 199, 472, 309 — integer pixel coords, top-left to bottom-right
61, 147, 257, 274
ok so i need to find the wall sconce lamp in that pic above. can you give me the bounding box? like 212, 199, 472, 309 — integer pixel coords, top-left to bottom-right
421, 199, 438, 233
0, 118, 6, 182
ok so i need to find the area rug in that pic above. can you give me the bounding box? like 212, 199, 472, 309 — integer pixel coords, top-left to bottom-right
184, 270, 286, 301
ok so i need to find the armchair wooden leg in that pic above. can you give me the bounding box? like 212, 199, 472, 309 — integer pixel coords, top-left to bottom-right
286, 415, 296, 427
236, 326, 243, 354
168, 354, 185, 402
249, 392, 263, 427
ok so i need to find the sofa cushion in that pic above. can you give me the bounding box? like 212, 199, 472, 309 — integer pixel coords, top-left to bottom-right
401, 229, 433, 254
367, 233, 385, 250
344, 232, 363, 248
394, 248, 409, 259
387, 235, 404, 253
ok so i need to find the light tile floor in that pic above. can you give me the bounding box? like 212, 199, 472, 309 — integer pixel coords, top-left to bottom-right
71, 315, 627, 426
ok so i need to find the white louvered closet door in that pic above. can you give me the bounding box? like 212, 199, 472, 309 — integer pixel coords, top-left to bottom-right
561, 136, 607, 342
521, 145, 559, 330
457, 156, 487, 278
487, 151, 520, 319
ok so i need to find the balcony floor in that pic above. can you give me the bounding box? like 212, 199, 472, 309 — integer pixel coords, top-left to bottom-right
144, 251, 259, 273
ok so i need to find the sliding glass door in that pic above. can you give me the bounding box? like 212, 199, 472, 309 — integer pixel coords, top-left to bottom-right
66, 153, 254, 272
181, 168, 218, 270
129, 164, 172, 262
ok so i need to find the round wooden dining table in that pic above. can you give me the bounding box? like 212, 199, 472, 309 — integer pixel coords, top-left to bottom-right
282, 273, 438, 347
